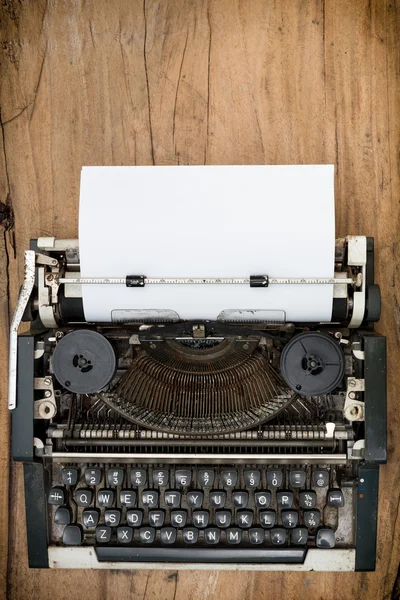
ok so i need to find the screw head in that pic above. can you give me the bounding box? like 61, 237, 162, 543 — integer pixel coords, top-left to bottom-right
349, 391, 356, 399
44, 377, 52, 385
44, 390, 52, 398
349, 379, 356, 387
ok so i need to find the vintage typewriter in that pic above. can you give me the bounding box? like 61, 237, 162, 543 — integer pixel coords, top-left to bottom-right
9, 235, 386, 571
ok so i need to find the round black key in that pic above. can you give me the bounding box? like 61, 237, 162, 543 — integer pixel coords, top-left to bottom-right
62, 524, 83, 546
153, 469, 169, 487
120, 490, 136, 507
226, 528, 242, 544
291, 527, 308, 545
248, 528, 264, 544
198, 469, 214, 488
131, 469, 147, 487
244, 470, 260, 488
107, 468, 124, 486
96, 526, 112, 543
75, 488, 93, 507
236, 510, 253, 528
105, 509, 121, 526
142, 490, 159, 508
175, 470, 191, 487
277, 491, 294, 509
316, 527, 336, 548
54, 507, 71, 525
85, 468, 102, 486
289, 470, 306, 488
209, 491, 226, 508
205, 528, 220, 544
82, 508, 99, 528
259, 510, 276, 528
164, 490, 181, 508
127, 509, 143, 527
312, 469, 330, 488
48, 487, 66, 505
267, 470, 283, 489
215, 510, 231, 528
270, 527, 287, 545
62, 468, 78, 486
139, 527, 155, 544
303, 509, 320, 529
186, 491, 203, 508
97, 489, 115, 507
232, 491, 249, 509
220, 470, 238, 488
183, 527, 198, 544
149, 510, 165, 528
255, 491, 271, 508
327, 489, 345, 507
117, 527, 133, 544
161, 527, 177, 544
299, 490, 317, 509
193, 510, 209, 528
171, 510, 187, 528
281, 510, 299, 529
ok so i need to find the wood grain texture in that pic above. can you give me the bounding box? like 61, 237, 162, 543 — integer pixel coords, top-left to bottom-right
1, 1, 399, 598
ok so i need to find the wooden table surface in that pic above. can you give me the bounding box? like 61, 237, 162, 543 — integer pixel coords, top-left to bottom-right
1, 1, 399, 598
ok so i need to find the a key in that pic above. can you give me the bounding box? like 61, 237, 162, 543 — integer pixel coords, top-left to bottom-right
277, 491, 294, 509
96, 526, 112, 543
104, 509, 121, 526
161, 527, 177, 544
107, 468, 124, 487
164, 490, 181, 508
267, 470, 283, 489
120, 490, 136, 507
198, 469, 215, 488
139, 527, 156, 544
175, 470, 191, 487
215, 510, 231, 528
186, 490, 203, 508
259, 510, 276, 528
220, 470, 238, 488
117, 527, 133, 543
299, 490, 317, 509
131, 469, 147, 487
226, 528, 242, 544
62, 468, 78, 486
48, 487, 66, 505
316, 528, 336, 548
232, 491, 249, 509
209, 491, 227, 508
281, 510, 299, 529
82, 508, 100, 528
193, 510, 209, 528
271, 528, 287, 545
62, 524, 82, 546
205, 528, 220, 544
171, 510, 187, 528
244, 470, 261, 488
97, 489, 115, 507
75, 488, 93, 507
255, 491, 271, 508
248, 528, 264, 544
142, 490, 159, 508
153, 470, 169, 487
327, 489, 345, 507
85, 468, 102, 486
148, 510, 165, 527
127, 509, 143, 527
312, 469, 330, 488
236, 510, 253, 528
303, 510, 321, 529
54, 506, 71, 525
291, 527, 308, 545
183, 527, 198, 544
289, 470, 306, 488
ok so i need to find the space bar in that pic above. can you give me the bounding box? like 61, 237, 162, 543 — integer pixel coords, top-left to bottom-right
95, 546, 306, 563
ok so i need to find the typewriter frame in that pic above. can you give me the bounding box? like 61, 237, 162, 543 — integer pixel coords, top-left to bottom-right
10, 238, 387, 571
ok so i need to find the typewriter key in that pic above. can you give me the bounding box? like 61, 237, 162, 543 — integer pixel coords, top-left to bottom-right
52, 329, 116, 394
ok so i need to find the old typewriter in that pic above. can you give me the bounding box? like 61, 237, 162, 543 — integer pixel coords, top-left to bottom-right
9, 235, 386, 571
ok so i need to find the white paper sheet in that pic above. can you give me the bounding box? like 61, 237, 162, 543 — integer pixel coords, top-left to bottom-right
79, 165, 335, 323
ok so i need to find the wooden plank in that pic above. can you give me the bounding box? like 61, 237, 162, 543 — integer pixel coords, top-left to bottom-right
1, 0, 399, 598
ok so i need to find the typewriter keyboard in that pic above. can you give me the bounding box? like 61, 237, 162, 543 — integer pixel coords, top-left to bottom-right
48, 464, 352, 563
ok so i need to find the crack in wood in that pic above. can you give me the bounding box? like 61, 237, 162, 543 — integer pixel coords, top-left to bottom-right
143, 0, 155, 165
